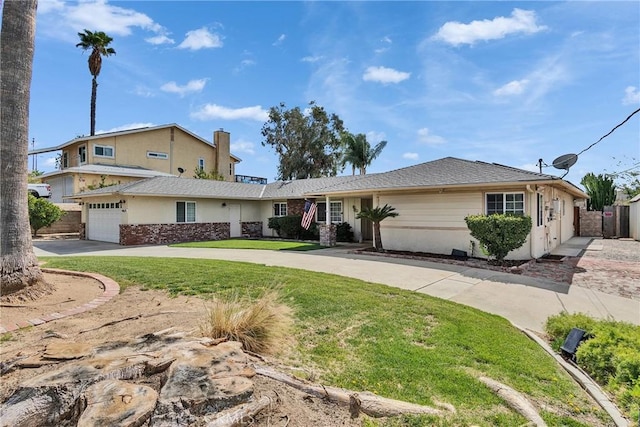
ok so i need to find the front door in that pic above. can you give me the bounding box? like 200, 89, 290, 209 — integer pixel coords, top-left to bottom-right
361, 198, 373, 241
229, 204, 241, 237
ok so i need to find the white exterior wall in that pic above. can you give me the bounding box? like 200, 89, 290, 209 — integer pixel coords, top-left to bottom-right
378, 192, 491, 257
123, 196, 261, 225
630, 199, 640, 241
377, 189, 573, 260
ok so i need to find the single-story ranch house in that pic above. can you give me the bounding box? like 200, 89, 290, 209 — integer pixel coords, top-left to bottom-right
71, 157, 588, 260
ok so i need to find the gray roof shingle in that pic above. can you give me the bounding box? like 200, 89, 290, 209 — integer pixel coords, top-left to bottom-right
74, 157, 585, 200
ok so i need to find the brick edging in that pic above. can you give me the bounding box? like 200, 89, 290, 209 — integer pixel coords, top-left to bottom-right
0, 269, 120, 334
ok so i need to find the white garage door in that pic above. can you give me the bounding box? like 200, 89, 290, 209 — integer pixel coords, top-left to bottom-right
87, 201, 122, 243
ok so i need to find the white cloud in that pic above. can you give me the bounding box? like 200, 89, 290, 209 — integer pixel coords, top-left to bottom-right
191, 104, 268, 122
433, 9, 547, 46
366, 131, 387, 144
97, 122, 155, 134
230, 139, 256, 155
38, 0, 65, 14
37, 0, 171, 45
234, 59, 256, 73
301, 55, 323, 63
133, 85, 155, 98
494, 79, 530, 96
403, 152, 419, 160
146, 34, 175, 45
273, 34, 286, 46
160, 79, 207, 97
362, 66, 410, 84
623, 86, 640, 105
375, 36, 393, 54
178, 27, 223, 50
417, 128, 446, 145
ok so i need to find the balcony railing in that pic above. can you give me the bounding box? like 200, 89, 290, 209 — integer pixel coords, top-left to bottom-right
235, 174, 267, 184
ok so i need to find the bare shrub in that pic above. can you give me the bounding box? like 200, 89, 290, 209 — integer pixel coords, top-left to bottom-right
200, 290, 293, 354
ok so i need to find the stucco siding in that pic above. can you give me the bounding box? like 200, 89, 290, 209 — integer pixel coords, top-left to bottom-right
379, 192, 483, 255
630, 199, 640, 241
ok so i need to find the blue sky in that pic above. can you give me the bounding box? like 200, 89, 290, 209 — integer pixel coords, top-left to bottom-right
27, 1, 640, 187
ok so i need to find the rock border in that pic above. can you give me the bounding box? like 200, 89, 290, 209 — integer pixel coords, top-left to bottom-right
0, 269, 120, 334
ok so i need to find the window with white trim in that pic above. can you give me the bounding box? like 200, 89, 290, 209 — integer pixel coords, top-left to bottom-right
176, 201, 196, 223
147, 151, 168, 159
537, 193, 544, 226
486, 193, 524, 215
78, 145, 87, 164
273, 202, 287, 217
198, 158, 205, 171
316, 201, 343, 223
93, 144, 114, 158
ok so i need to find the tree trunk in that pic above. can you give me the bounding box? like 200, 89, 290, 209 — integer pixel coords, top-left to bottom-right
0, 0, 45, 295
373, 222, 383, 251
90, 77, 97, 136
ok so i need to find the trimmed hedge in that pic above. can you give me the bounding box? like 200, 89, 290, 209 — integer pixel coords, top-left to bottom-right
464, 214, 532, 262
267, 216, 318, 240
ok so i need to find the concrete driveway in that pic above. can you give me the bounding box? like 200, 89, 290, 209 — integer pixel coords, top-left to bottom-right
33, 238, 640, 333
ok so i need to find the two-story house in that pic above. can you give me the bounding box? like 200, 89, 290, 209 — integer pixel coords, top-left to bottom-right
30, 124, 242, 202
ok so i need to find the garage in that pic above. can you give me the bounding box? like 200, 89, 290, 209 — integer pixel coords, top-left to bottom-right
87, 201, 122, 243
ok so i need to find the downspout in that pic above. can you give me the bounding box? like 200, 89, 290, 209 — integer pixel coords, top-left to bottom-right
526, 185, 535, 259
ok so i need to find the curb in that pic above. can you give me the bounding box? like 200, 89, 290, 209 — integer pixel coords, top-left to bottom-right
517, 325, 631, 427
0, 269, 120, 334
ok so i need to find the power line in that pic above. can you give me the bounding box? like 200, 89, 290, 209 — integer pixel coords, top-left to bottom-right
577, 107, 640, 156
541, 107, 640, 170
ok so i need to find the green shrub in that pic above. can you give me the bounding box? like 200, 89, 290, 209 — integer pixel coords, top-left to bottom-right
28, 194, 64, 237
464, 214, 532, 262
267, 215, 319, 240
336, 222, 354, 242
544, 312, 597, 351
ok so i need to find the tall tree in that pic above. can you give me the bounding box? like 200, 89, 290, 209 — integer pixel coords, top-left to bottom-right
356, 204, 399, 252
1, 0, 47, 295
76, 30, 116, 136
261, 101, 345, 180
581, 173, 617, 211
341, 132, 387, 175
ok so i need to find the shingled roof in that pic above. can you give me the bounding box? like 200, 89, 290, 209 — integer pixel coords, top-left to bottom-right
305, 157, 582, 196
73, 157, 587, 200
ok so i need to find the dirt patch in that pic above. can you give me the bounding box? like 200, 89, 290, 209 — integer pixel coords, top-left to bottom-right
0, 273, 372, 426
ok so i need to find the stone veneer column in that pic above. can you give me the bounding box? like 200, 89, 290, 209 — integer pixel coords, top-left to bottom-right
319, 224, 337, 247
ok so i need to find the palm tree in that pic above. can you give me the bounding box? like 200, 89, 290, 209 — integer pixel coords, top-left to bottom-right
76, 30, 116, 136
341, 133, 387, 175
356, 204, 399, 251
1, 0, 47, 294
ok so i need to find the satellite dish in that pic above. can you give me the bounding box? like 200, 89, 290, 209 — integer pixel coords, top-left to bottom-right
552, 153, 578, 170
177, 167, 185, 176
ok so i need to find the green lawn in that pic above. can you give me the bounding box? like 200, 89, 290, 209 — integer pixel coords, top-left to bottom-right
41, 256, 610, 426
171, 238, 324, 251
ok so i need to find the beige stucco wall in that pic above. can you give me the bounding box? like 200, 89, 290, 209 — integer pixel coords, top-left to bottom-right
122, 196, 261, 225
630, 199, 640, 241
378, 186, 580, 260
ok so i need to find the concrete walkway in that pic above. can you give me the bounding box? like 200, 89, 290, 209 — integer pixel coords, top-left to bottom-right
33, 238, 639, 333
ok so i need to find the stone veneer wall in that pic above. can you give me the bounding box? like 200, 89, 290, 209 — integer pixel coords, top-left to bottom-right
287, 199, 305, 216
79, 223, 86, 240
120, 223, 230, 246
579, 208, 603, 237
319, 223, 337, 247
241, 222, 263, 238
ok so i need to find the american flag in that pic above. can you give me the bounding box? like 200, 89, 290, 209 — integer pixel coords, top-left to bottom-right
301, 199, 317, 230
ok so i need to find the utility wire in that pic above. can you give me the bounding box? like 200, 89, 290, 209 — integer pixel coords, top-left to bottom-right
542, 107, 640, 170
577, 107, 640, 156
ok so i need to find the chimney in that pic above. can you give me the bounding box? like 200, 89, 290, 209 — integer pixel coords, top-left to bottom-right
214, 129, 231, 181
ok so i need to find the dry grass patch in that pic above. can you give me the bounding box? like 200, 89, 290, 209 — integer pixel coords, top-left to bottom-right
200, 290, 294, 354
